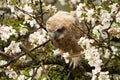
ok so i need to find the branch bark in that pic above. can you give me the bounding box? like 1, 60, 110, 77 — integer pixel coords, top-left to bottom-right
0, 50, 12, 59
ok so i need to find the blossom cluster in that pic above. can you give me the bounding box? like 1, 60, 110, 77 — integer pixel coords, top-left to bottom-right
53, 48, 70, 63
0, 59, 45, 80
4, 41, 22, 55
0, 0, 57, 79
17, 66, 45, 80
0, 60, 18, 79
29, 29, 48, 47
78, 37, 110, 80
77, 1, 120, 80
0, 25, 16, 41
76, 2, 120, 40
58, 0, 80, 5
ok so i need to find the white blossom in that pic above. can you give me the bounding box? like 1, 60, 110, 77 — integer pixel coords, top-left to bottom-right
76, 3, 86, 22
42, 77, 47, 80
34, 67, 43, 79
92, 70, 110, 80
116, 28, 120, 33
100, 10, 112, 27
0, 11, 4, 15
45, 5, 57, 14
19, 55, 27, 60
78, 37, 102, 68
98, 71, 110, 80
27, 77, 32, 80
70, 0, 80, 4
5, 68, 18, 79
24, 14, 31, 21
7, 5, 15, 13
4, 41, 22, 54
78, 37, 94, 49
116, 11, 120, 23
53, 48, 61, 56
20, 0, 32, 4
18, 75, 27, 80
92, 68, 101, 75
15, 10, 23, 18
86, 9, 96, 26
19, 24, 28, 36
108, 25, 120, 39
29, 19, 36, 27
91, 74, 97, 80
23, 18, 40, 28
93, 25, 108, 39
78, 37, 110, 80
0, 60, 7, 66
113, 74, 120, 80
111, 46, 118, 55
29, 29, 48, 47
104, 49, 110, 59
29, 69, 33, 76
109, 3, 118, 14
62, 52, 70, 63
84, 47, 102, 68
53, 49, 70, 63
23, 4, 33, 13
0, 25, 16, 41
86, 9, 94, 18
58, 0, 67, 5
102, 0, 108, 2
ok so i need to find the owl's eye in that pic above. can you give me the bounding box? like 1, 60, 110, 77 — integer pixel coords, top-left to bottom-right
57, 27, 65, 33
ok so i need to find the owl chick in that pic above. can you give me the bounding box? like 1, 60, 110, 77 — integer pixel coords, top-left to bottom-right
46, 11, 86, 67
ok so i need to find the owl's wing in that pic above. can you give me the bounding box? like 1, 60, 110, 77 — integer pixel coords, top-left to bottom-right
70, 20, 86, 40
68, 11, 86, 39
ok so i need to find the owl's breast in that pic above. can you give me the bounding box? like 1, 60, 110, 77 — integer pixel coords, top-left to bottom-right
52, 36, 81, 53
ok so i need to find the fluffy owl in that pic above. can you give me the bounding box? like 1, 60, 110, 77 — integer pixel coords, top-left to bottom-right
46, 11, 86, 67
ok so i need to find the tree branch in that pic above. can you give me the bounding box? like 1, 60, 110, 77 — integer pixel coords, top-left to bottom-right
15, 6, 47, 32
0, 50, 12, 59
20, 44, 39, 62
41, 63, 51, 80
30, 40, 50, 52
0, 53, 24, 68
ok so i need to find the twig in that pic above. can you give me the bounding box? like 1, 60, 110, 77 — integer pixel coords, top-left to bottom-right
20, 45, 39, 62
30, 40, 50, 52
49, 0, 57, 5
38, 0, 47, 31
0, 53, 24, 68
14, 56, 66, 70
0, 60, 12, 68
41, 63, 51, 80
0, 50, 12, 59
39, 0, 43, 24
73, 23, 98, 43
15, 6, 34, 18
0, 39, 49, 68
102, 46, 113, 68
31, 66, 40, 80
15, 6, 47, 32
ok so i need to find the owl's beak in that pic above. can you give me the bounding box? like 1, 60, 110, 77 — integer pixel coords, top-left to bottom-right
49, 32, 60, 40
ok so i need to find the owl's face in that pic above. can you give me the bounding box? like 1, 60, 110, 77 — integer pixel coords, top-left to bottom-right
46, 11, 75, 40
46, 23, 67, 40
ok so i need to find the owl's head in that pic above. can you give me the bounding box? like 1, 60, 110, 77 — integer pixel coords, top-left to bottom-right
46, 11, 77, 40
46, 22, 67, 40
